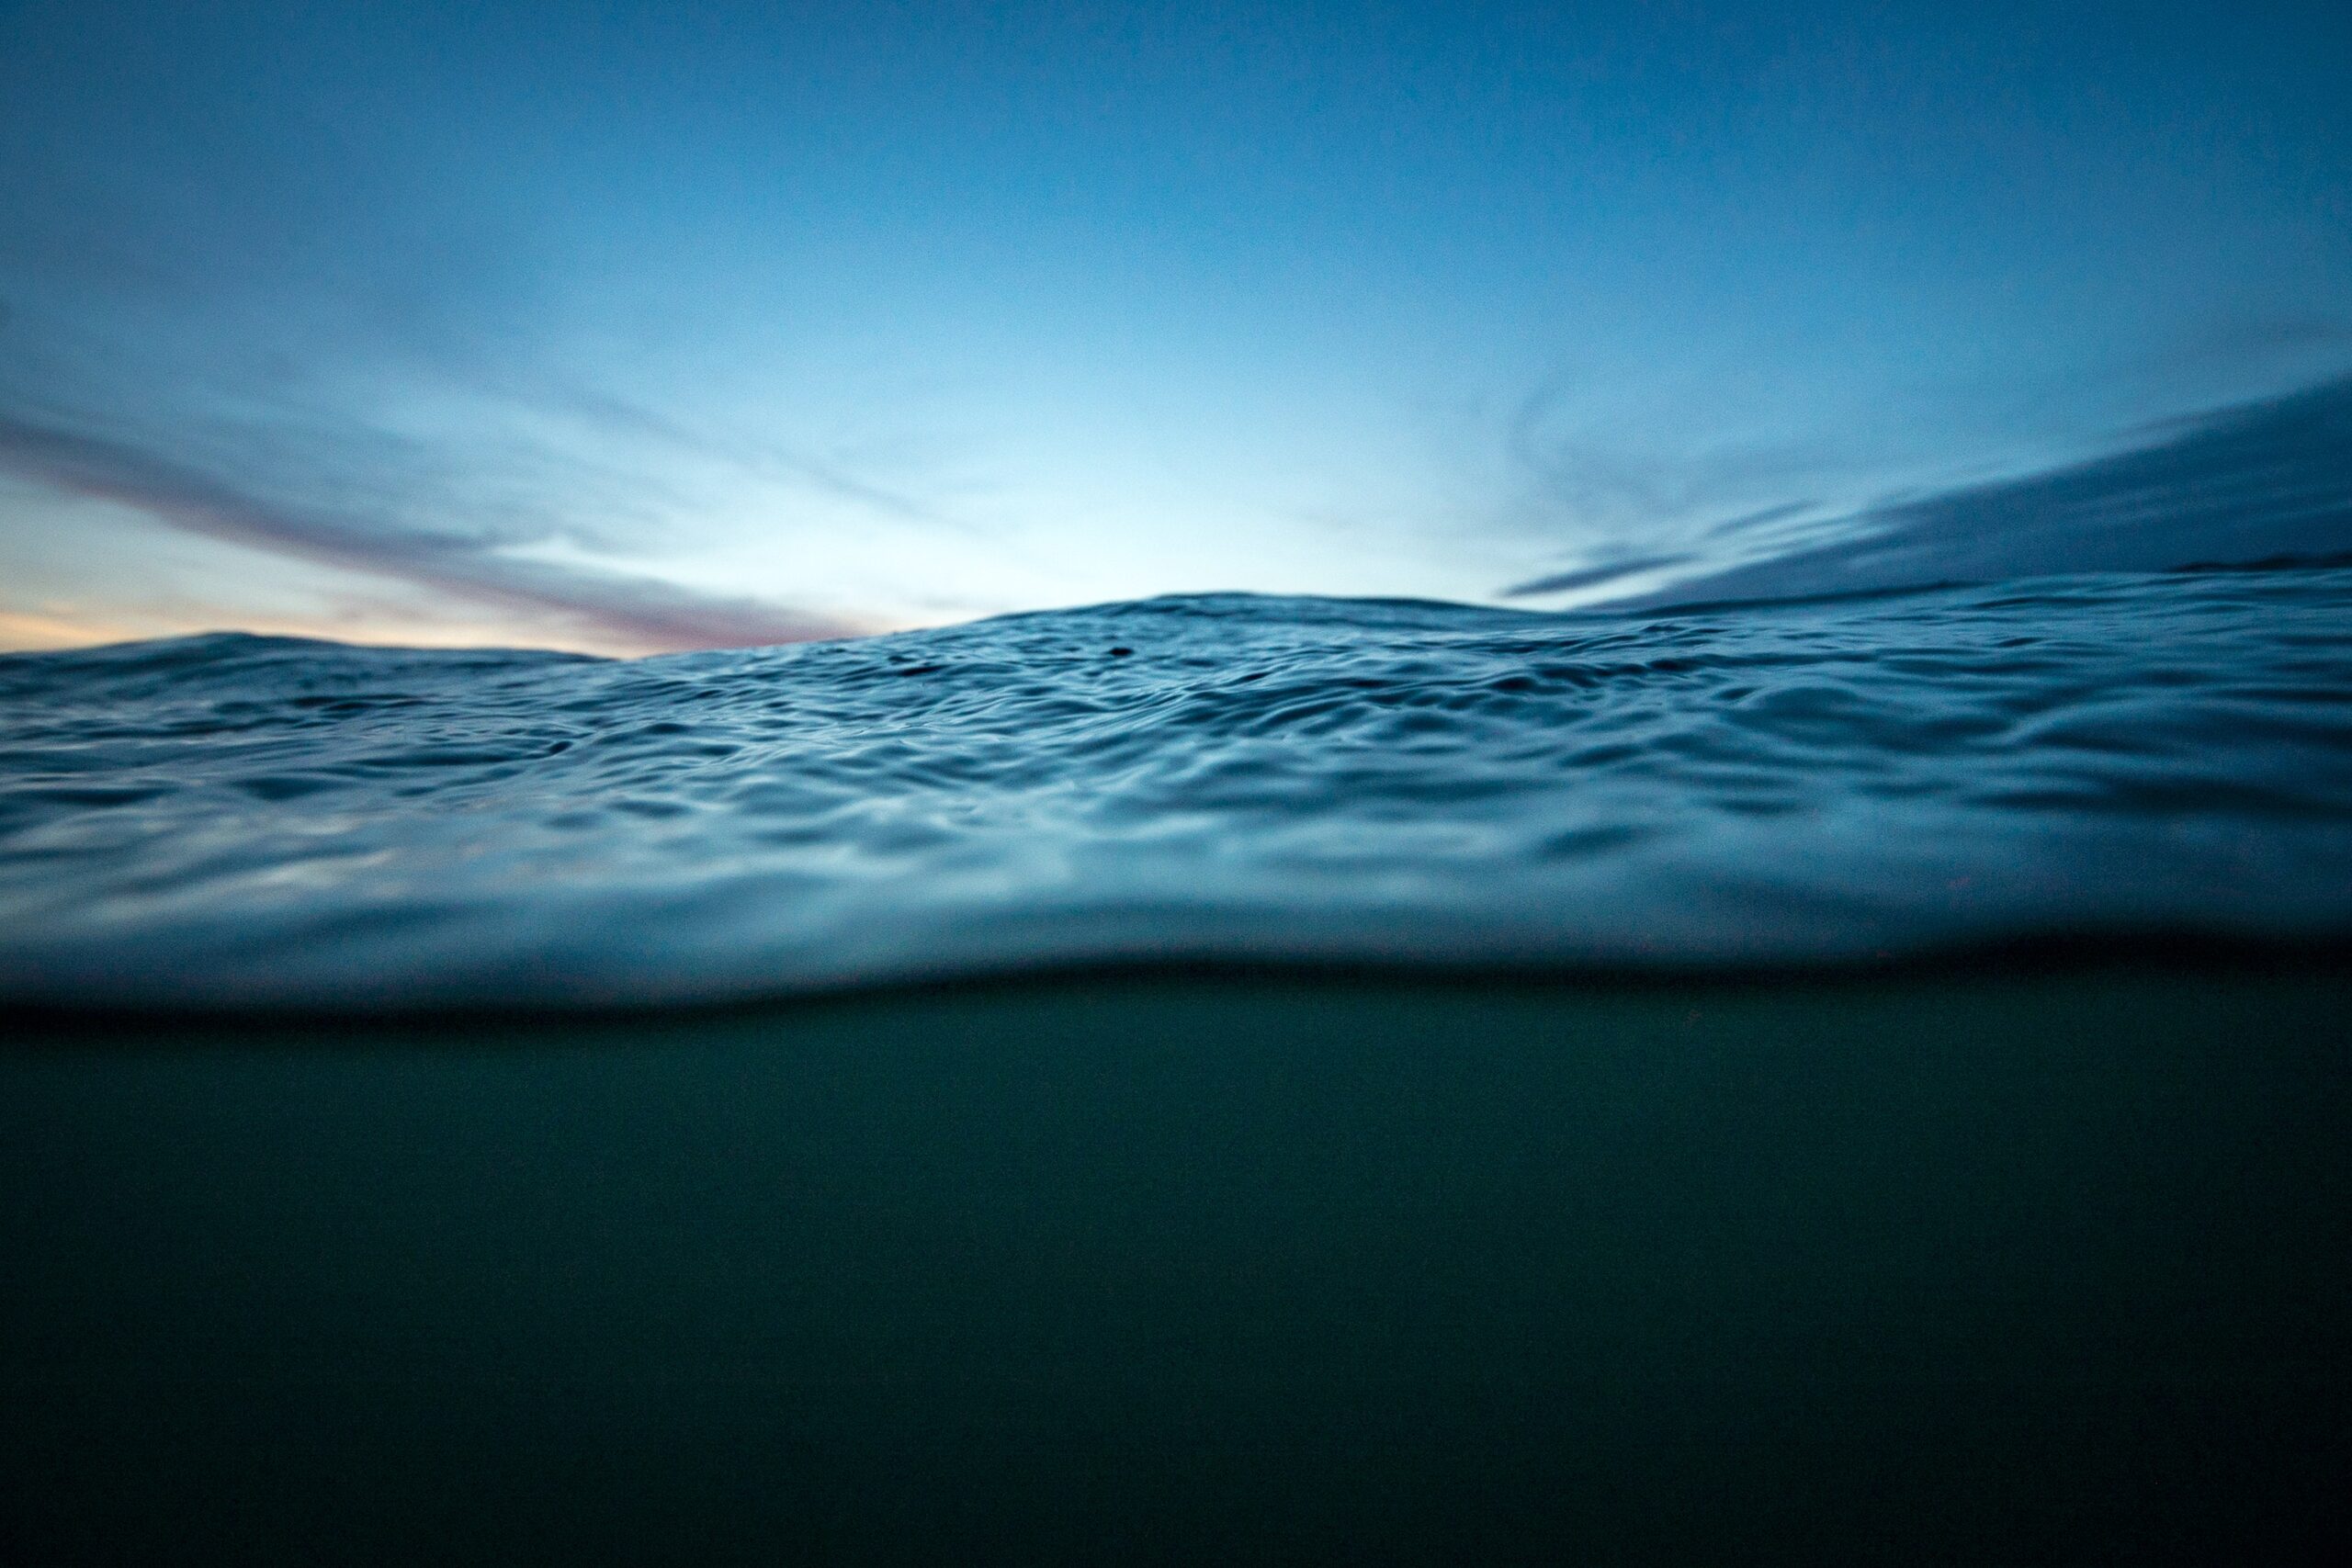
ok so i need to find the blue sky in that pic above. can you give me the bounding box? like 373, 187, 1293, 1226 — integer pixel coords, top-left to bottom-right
2, 0, 2347, 652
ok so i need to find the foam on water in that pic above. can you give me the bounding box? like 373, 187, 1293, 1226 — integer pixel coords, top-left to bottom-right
4, 564, 2350, 1009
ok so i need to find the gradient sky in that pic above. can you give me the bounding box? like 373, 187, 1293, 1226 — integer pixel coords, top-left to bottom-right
2, 0, 2347, 653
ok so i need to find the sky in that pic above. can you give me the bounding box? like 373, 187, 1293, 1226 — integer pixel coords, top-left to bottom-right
1, 0, 2347, 655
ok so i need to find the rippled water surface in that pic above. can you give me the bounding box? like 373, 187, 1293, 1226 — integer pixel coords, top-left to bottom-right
5, 565, 2351, 1009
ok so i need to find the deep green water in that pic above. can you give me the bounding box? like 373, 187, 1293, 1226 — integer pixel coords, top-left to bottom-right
6, 964, 2348, 1563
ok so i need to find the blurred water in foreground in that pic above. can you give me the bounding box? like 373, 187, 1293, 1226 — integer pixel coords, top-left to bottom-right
3, 560, 2349, 1008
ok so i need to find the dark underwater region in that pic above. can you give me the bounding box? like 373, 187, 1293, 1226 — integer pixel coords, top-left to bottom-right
6, 965, 2350, 1564
6, 562, 2352, 1562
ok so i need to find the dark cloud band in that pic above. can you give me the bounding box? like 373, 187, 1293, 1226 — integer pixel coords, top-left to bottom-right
1594, 375, 2352, 610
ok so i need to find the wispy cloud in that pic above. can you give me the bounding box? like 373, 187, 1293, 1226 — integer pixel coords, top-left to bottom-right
1700, 500, 1822, 540
525, 379, 975, 536
0, 413, 859, 653
1499, 381, 1844, 544
1499, 555, 1690, 599
0, 19, 971, 655
1601, 372, 2352, 608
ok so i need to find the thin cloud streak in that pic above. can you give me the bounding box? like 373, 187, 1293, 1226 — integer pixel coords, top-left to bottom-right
1500, 556, 1689, 599
539, 381, 975, 536
1702, 501, 1821, 538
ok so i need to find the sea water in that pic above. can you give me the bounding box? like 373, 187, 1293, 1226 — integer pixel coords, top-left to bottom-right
3, 561, 2349, 1008
6, 565, 2352, 1563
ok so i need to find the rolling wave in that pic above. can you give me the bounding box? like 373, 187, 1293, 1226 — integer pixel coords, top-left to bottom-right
4, 563, 2350, 1009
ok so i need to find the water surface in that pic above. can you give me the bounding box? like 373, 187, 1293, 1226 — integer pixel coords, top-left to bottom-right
5, 563, 2350, 1008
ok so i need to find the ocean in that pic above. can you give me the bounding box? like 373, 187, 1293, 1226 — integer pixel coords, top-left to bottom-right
4, 562, 2350, 1007
5, 563, 2351, 1562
